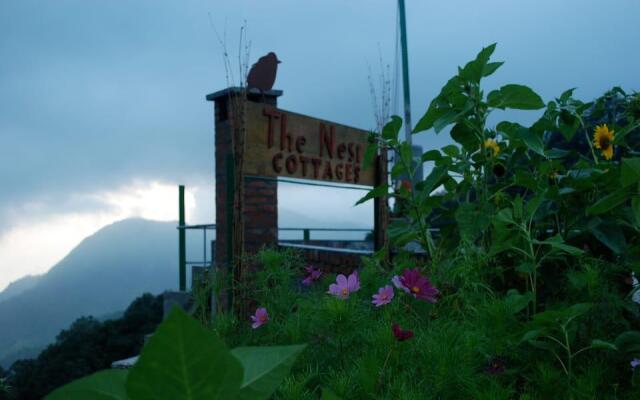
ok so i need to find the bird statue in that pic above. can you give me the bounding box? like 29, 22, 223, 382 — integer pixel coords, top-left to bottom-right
246, 52, 281, 92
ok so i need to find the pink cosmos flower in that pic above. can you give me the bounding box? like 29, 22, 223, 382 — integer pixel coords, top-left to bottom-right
302, 265, 323, 286
392, 275, 410, 293
328, 271, 360, 299
394, 268, 439, 303
372, 285, 394, 307
250, 307, 269, 329
391, 323, 413, 341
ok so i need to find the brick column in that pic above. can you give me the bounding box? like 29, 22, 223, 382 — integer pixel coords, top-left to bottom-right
206, 87, 282, 268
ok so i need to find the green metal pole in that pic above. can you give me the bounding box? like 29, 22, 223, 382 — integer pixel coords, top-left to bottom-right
178, 185, 186, 291
398, 0, 412, 145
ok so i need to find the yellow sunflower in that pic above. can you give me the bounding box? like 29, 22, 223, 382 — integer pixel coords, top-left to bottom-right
593, 124, 615, 160
484, 139, 500, 157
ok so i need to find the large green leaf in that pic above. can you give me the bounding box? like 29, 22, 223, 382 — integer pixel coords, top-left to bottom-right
513, 126, 546, 156
504, 289, 533, 314
413, 102, 450, 134
421, 149, 442, 162
126, 307, 243, 400
621, 157, 640, 187
355, 184, 389, 206
232, 345, 306, 400
586, 189, 630, 215
382, 116, 403, 142
45, 370, 129, 400
420, 166, 449, 195
533, 235, 584, 256
459, 43, 497, 83
496, 121, 545, 155
321, 387, 343, 400
450, 123, 477, 151
362, 140, 378, 171
589, 221, 626, 254
590, 339, 618, 351
614, 331, 640, 353
487, 84, 545, 110
483, 61, 504, 78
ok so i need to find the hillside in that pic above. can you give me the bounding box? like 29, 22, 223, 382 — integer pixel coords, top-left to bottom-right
0, 218, 180, 367
0, 274, 41, 303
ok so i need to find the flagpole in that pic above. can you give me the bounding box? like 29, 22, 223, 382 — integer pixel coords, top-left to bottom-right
398, 0, 412, 145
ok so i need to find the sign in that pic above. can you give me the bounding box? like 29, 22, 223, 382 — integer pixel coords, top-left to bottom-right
244, 102, 375, 186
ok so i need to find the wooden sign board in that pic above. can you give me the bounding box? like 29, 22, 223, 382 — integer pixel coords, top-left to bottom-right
244, 102, 375, 186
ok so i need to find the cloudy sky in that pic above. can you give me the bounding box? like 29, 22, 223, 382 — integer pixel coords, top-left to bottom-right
0, 0, 638, 291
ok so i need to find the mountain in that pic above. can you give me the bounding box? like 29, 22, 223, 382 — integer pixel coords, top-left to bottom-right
0, 218, 182, 368
0, 274, 41, 303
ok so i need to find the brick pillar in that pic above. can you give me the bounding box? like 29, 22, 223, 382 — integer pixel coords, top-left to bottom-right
206, 87, 282, 269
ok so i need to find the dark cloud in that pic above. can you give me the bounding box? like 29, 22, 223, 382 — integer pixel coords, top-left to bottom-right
0, 0, 638, 232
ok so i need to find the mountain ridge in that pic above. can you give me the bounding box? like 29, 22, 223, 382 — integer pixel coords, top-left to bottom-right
0, 218, 180, 367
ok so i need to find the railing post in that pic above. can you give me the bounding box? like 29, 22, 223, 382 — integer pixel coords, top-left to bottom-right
178, 185, 186, 291
303, 229, 310, 243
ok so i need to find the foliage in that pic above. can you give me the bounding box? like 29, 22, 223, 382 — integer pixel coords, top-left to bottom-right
205, 45, 640, 399
46, 308, 305, 400
4, 293, 163, 400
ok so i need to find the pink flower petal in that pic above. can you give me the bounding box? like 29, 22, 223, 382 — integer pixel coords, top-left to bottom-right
347, 272, 360, 292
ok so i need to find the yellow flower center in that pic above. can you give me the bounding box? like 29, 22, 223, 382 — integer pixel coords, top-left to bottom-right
380, 293, 388, 300
411, 286, 420, 294
341, 288, 348, 296
259, 315, 267, 322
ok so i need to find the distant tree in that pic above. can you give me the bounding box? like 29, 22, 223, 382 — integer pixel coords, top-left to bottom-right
0, 366, 9, 400
6, 293, 162, 399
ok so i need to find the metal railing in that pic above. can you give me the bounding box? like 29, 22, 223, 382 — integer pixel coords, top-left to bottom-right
278, 227, 372, 242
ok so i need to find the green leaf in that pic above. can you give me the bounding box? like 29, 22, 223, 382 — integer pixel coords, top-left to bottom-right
126, 307, 243, 400
521, 329, 544, 343
590, 339, 618, 351
433, 109, 459, 133
528, 339, 557, 352
514, 127, 546, 156
614, 331, 640, 353
382, 116, 403, 142
516, 262, 535, 275
487, 84, 545, 110
505, 289, 533, 314
547, 148, 570, 159
421, 166, 449, 195
321, 387, 343, 400
495, 208, 515, 225
450, 123, 477, 151
459, 43, 497, 83
421, 150, 442, 162
483, 61, 504, 78
589, 221, 626, 254
559, 88, 576, 102
441, 145, 460, 158
45, 370, 129, 400
232, 345, 306, 400
621, 158, 640, 187
355, 185, 389, 206
362, 140, 378, 171
534, 235, 584, 256
613, 121, 640, 145
586, 189, 630, 215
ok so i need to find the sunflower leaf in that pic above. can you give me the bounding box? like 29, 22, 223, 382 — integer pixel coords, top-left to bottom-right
487, 84, 545, 110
